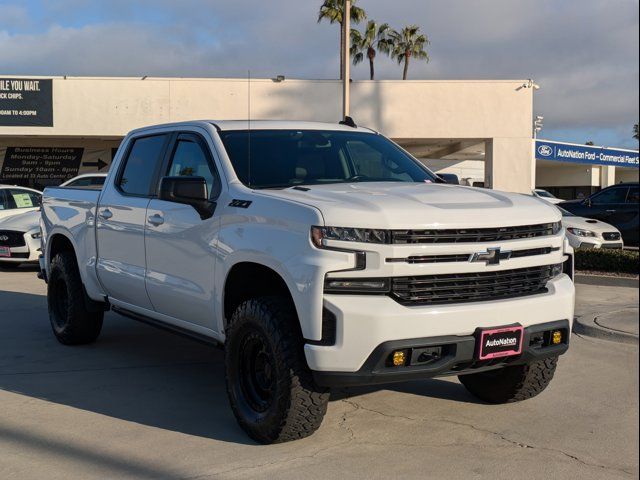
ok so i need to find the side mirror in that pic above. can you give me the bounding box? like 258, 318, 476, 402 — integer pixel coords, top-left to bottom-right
583, 198, 592, 207
438, 173, 460, 185
158, 176, 216, 219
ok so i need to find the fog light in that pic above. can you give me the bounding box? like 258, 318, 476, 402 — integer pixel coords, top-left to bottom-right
392, 350, 406, 367
552, 330, 562, 345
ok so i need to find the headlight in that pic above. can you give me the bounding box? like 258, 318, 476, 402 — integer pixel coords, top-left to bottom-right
567, 227, 595, 237
552, 221, 562, 235
30, 231, 42, 239
324, 277, 390, 294
311, 226, 389, 247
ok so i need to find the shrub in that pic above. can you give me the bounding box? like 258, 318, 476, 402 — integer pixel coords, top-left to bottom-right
574, 248, 639, 274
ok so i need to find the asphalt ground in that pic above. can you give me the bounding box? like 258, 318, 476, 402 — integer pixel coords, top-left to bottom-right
0, 266, 638, 480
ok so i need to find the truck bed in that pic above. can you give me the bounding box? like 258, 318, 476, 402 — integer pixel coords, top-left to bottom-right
41, 186, 103, 300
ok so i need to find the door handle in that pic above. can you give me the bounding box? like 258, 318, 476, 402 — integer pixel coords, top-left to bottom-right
148, 214, 165, 226
99, 208, 113, 220
606, 209, 617, 213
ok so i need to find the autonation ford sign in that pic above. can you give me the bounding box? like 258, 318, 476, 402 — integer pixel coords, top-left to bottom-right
536, 140, 639, 168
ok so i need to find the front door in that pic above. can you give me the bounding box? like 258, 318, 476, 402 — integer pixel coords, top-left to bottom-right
96, 133, 171, 310
589, 186, 630, 226
144, 132, 221, 329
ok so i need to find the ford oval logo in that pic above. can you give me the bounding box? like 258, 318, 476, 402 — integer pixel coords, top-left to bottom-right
538, 145, 553, 157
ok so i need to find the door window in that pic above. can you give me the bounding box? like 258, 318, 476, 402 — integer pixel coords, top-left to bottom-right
167, 136, 217, 197
119, 135, 168, 196
592, 187, 628, 205
626, 186, 639, 204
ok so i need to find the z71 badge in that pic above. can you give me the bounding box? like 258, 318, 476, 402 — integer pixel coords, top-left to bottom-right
229, 199, 252, 209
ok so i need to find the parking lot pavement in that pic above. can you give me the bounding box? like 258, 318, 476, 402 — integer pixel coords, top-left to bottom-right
1, 268, 638, 480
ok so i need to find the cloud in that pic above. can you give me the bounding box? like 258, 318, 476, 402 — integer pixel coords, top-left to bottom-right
0, 0, 637, 146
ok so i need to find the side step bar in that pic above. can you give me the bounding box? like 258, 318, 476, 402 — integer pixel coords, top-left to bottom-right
111, 306, 222, 347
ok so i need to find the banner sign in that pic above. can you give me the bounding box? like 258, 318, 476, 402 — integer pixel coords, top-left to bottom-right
0, 78, 53, 127
536, 140, 638, 168
0, 147, 83, 186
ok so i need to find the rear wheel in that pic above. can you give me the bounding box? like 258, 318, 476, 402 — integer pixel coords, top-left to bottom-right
48, 252, 103, 345
459, 357, 559, 404
225, 296, 329, 444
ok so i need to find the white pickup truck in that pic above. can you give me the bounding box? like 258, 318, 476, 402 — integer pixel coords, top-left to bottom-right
39, 120, 575, 443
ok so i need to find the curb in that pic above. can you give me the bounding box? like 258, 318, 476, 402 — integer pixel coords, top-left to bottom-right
574, 274, 639, 289
574, 315, 639, 345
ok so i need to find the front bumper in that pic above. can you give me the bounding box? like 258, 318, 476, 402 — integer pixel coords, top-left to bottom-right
0, 231, 40, 264
304, 274, 575, 375
313, 320, 570, 387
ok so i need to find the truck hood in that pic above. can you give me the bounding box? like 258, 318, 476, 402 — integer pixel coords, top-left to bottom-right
258, 182, 561, 229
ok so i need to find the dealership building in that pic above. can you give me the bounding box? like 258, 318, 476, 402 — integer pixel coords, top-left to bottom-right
0, 75, 638, 196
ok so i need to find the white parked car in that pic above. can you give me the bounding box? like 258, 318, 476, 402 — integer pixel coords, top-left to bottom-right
533, 189, 564, 205
61, 173, 108, 189
0, 209, 42, 267
40, 120, 575, 443
0, 185, 42, 221
559, 207, 624, 250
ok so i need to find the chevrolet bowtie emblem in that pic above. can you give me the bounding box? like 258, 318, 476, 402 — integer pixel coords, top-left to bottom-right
469, 247, 512, 266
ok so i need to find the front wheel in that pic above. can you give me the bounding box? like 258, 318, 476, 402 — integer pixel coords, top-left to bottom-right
459, 357, 559, 404
48, 252, 104, 345
225, 297, 329, 444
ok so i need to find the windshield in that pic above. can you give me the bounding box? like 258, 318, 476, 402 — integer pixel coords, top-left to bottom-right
535, 189, 556, 199
219, 130, 438, 189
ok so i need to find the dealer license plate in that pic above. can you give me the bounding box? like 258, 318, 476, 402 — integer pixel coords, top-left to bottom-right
477, 325, 524, 360
0, 246, 11, 258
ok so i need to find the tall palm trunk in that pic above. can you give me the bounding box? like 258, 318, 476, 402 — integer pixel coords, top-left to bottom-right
403, 50, 411, 80
339, 21, 345, 80
367, 47, 375, 80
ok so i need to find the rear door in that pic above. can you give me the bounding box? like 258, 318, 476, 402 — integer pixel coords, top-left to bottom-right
146, 132, 221, 329
621, 185, 639, 245
144, 131, 222, 329
96, 133, 171, 309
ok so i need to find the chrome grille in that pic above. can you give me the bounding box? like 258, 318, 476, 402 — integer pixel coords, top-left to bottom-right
387, 247, 560, 264
391, 265, 556, 306
391, 223, 558, 244
0, 230, 25, 248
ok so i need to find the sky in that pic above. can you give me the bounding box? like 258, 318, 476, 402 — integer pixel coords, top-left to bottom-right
1, 0, 638, 148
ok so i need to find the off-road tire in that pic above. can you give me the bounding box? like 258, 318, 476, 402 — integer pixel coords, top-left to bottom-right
225, 296, 330, 444
48, 251, 103, 345
459, 356, 559, 404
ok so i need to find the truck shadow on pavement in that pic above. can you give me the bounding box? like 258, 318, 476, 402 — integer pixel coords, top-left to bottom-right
0, 288, 480, 446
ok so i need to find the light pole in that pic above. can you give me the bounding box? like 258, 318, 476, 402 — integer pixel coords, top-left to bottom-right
533, 115, 544, 139
342, 0, 351, 120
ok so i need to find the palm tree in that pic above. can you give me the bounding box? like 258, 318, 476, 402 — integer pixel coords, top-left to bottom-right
350, 21, 391, 80
318, 0, 367, 79
389, 25, 430, 80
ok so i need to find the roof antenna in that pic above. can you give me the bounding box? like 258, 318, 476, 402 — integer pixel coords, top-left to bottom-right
247, 70, 252, 188
339, 116, 357, 128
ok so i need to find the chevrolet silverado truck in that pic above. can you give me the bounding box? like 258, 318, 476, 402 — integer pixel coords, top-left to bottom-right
39, 120, 575, 444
